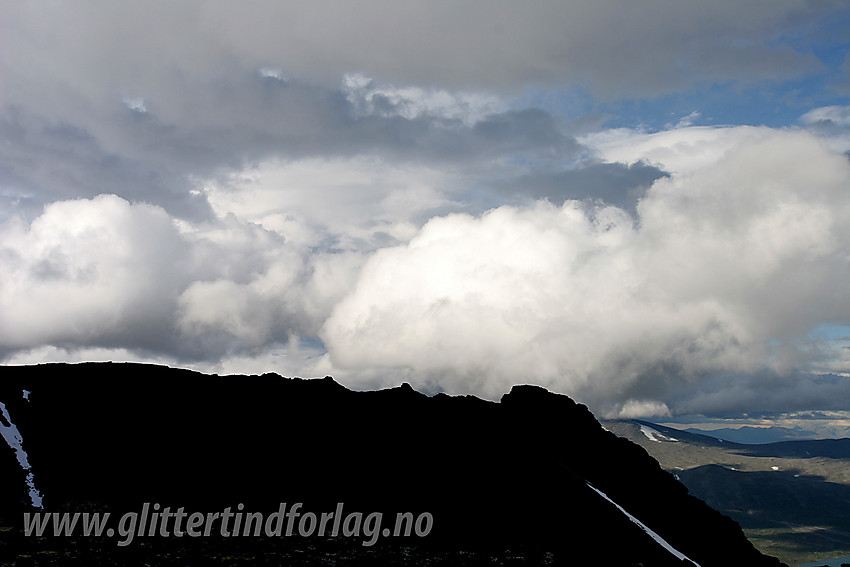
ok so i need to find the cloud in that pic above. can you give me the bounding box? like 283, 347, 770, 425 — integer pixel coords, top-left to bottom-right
122, 97, 147, 114
0, 194, 360, 363
580, 125, 777, 176
200, 156, 459, 251
3, 2, 850, 420
0, 68, 578, 224
493, 160, 668, 213
0, 195, 190, 353
321, 129, 850, 413
801, 105, 850, 128
1, 1, 832, 97
342, 74, 504, 124
615, 400, 672, 420
2, 1, 843, 225
799, 105, 850, 154
1, 127, 848, 417
671, 372, 850, 417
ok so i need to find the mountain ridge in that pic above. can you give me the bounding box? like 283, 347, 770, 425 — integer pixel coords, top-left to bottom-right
0, 363, 784, 566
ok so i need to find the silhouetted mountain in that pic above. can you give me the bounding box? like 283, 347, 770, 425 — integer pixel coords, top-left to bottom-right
0, 363, 785, 566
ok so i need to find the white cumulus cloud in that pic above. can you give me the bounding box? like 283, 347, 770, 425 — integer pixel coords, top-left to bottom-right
0, 195, 188, 350
321, 129, 850, 411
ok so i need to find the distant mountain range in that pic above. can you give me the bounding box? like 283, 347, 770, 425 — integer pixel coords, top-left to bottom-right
0, 363, 784, 566
604, 419, 850, 567
680, 426, 819, 445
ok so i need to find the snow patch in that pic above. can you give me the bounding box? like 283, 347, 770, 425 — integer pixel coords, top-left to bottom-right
640, 424, 678, 442
0, 401, 44, 508
586, 481, 701, 566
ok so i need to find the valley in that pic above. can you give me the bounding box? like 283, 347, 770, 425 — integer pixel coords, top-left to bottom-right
603, 420, 850, 567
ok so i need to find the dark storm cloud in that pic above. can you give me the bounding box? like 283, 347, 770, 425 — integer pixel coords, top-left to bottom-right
0, 107, 214, 221
0, 69, 579, 221
495, 161, 669, 212
666, 372, 850, 418
1, 0, 843, 222
3, 1, 834, 94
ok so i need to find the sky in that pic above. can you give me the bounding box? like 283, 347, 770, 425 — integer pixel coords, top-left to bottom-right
2, 1, 850, 427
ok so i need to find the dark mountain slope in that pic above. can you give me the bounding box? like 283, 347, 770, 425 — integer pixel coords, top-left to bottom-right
0, 363, 783, 566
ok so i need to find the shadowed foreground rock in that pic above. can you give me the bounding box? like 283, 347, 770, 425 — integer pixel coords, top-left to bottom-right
0, 363, 785, 566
